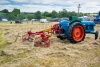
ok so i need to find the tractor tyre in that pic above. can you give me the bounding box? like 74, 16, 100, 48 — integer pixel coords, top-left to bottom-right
68, 22, 85, 43
95, 31, 98, 40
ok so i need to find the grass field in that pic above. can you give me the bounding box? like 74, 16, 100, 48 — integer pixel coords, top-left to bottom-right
0, 21, 11, 24
0, 22, 100, 67
0, 21, 45, 24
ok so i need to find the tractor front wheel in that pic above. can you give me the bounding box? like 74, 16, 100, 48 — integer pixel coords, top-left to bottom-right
68, 22, 85, 43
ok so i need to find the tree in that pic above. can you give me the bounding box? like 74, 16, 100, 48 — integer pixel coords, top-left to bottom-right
35, 11, 41, 20
79, 12, 83, 17
68, 11, 77, 17
61, 9, 68, 17
58, 11, 63, 18
7, 8, 21, 20
43, 11, 48, 17
42, 11, 52, 18
12, 8, 20, 17
1, 9, 9, 19
1, 9, 9, 13
8, 12, 16, 20
71, 11, 77, 16
27, 14, 35, 20
0, 8, 88, 21
16, 13, 26, 20
51, 10, 58, 18
47, 12, 52, 17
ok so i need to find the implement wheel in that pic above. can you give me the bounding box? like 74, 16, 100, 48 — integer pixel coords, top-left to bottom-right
34, 38, 50, 47
22, 34, 34, 42
68, 22, 85, 43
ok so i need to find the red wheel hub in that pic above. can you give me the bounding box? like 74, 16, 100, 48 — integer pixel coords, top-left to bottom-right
73, 25, 84, 41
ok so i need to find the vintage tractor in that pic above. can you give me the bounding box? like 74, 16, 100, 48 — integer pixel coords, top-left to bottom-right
94, 11, 100, 24
22, 16, 98, 47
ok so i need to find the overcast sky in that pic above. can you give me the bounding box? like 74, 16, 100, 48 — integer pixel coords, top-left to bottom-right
0, 0, 100, 13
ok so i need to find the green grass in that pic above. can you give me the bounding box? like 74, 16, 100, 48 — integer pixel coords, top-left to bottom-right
0, 30, 10, 51
19, 56, 71, 67
89, 62, 100, 67
0, 32, 31, 65
0, 29, 33, 66
0, 46, 29, 65
0, 30, 5, 50
0, 52, 27, 65
0, 21, 15, 24
0, 43, 10, 52
0, 30, 11, 51
0, 48, 33, 65
19, 57, 62, 67
80, 48, 100, 67
0, 30, 12, 65
88, 48, 100, 67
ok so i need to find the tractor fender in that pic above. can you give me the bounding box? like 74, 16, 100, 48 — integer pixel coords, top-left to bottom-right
69, 20, 81, 26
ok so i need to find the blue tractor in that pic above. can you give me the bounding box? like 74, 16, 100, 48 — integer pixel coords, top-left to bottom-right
56, 16, 98, 43
94, 11, 100, 24
22, 16, 99, 47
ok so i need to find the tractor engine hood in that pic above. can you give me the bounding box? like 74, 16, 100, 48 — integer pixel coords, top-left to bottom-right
59, 20, 70, 30
81, 21, 95, 26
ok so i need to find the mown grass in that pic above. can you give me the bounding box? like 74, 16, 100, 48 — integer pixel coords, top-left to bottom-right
0, 51, 28, 65
0, 21, 17, 24
0, 30, 9, 51
0, 37, 33, 65
19, 56, 71, 67
0, 30, 15, 65
0, 30, 11, 65
88, 48, 100, 67
0, 48, 37, 66
19, 57, 62, 67
19, 46, 100, 67
79, 47, 100, 67
89, 62, 100, 67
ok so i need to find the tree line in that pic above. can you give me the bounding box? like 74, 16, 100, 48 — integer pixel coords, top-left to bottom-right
0, 8, 89, 21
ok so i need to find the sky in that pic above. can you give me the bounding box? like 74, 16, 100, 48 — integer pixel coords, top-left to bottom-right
0, 0, 100, 13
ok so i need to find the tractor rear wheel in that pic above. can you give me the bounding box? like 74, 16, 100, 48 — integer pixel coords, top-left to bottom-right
68, 22, 85, 43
